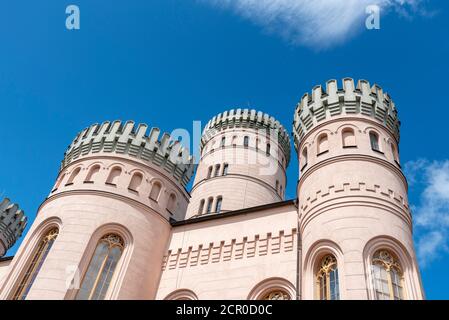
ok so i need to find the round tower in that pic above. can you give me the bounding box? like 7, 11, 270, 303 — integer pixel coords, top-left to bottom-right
186, 109, 291, 219
293, 78, 424, 300
0, 121, 194, 300
0, 198, 27, 257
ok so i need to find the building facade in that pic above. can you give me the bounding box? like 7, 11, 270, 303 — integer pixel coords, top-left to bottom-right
0, 78, 425, 300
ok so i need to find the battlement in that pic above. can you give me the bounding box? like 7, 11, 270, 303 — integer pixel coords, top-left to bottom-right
293, 78, 400, 152
201, 109, 291, 166
0, 198, 27, 254
61, 120, 195, 188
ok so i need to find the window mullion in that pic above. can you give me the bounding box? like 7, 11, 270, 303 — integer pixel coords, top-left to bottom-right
88, 245, 110, 300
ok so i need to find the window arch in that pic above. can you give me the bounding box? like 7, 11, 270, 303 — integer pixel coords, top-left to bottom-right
85, 165, 101, 183
76, 234, 124, 300
215, 197, 223, 213
301, 147, 308, 168
248, 277, 296, 300
214, 164, 221, 177
371, 250, 404, 300
198, 199, 205, 215
244, 136, 249, 148
66, 167, 81, 185
207, 166, 213, 179
342, 128, 356, 147
54, 173, 66, 190
150, 181, 162, 201
266, 143, 271, 156
317, 134, 329, 154
167, 193, 177, 214
222, 163, 229, 176
206, 197, 213, 214
128, 172, 143, 192
369, 131, 380, 151
12, 228, 59, 300
316, 254, 340, 300
106, 167, 122, 185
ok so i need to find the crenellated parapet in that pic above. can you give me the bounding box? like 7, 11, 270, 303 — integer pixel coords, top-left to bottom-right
202, 109, 291, 166
61, 120, 195, 188
293, 78, 400, 152
0, 198, 27, 256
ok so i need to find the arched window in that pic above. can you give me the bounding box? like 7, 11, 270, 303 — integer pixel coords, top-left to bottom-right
371, 250, 404, 300
266, 143, 271, 156
214, 164, 221, 177
391, 143, 399, 163
12, 228, 59, 300
150, 181, 162, 201
232, 136, 237, 147
301, 148, 308, 168
106, 167, 122, 185
215, 197, 223, 213
222, 163, 229, 176
244, 136, 249, 148
66, 167, 81, 185
206, 197, 213, 214
198, 199, 205, 215
316, 254, 340, 300
342, 128, 356, 147
370, 131, 380, 151
167, 193, 177, 214
261, 290, 291, 300
221, 136, 226, 148
317, 134, 329, 154
54, 173, 66, 190
128, 172, 143, 192
76, 234, 124, 300
256, 138, 260, 151
276, 180, 279, 193
85, 165, 101, 183
207, 166, 213, 179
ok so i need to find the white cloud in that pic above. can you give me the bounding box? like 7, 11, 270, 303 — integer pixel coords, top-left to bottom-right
405, 159, 449, 267
201, 0, 427, 48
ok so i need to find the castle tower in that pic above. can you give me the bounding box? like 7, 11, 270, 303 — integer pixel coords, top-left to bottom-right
0, 198, 27, 257
0, 121, 194, 300
186, 109, 291, 219
293, 78, 424, 300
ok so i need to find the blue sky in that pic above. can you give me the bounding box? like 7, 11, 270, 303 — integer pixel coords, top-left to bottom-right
0, 0, 448, 299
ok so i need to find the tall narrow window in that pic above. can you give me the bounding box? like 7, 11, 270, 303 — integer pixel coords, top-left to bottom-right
106, 167, 122, 185
302, 148, 308, 168
207, 166, 213, 179
167, 193, 177, 214
316, 254, 340, 300
12, 228, 59, 300
256, 138, 260, 151
232, 136, 237, 147
342, 128, 356, 147
370, 132, 380, 151
266, 143, 271, 156
244, 136, 249, 148
76, 234, 124, 300
391, 143, 399, 163
215, 197, 223, 213
128, 173, 143, 192
214, 164, 221, 177
85, 165, 101, 183
280, 185, 283, 198
54, 173, 66, 190
276, 180, 279, 193
66, 167, 81, 185
198, 199, 205, 215
317, 134, 329, 154
206, 197, 213, 214
372, 250, 404, 300
221, 136, 226, 148
150, 182, 162, 201
222, 163, 229, 176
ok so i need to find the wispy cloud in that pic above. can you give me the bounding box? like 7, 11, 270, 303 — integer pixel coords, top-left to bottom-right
405, 159, 449, 267
201, 0, 428, 48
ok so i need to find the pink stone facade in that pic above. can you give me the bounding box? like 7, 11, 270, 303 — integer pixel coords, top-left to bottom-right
0, 79, 425, 300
